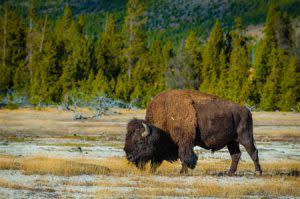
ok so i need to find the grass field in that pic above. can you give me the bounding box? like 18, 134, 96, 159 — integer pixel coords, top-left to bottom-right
0, 108, 299, 198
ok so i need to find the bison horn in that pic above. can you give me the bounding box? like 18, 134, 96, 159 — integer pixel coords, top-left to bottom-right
141, 122, 150, 137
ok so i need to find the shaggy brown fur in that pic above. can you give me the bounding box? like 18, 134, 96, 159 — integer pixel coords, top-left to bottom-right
125, 89, 262, 175
124, 118, 178, 170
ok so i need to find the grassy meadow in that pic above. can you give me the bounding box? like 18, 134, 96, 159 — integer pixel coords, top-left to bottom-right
0, 108, 299, 198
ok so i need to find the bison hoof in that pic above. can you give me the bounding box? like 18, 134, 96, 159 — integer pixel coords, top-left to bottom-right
180, 167, 188, 174
255, 170, 262, 176
227, 171, 236, 176
184, 153, 198, 169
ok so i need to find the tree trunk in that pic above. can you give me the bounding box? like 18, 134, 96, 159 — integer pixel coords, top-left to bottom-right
127, 16, 133, 81
40, 15, 48, 52
2, 4, 7, 68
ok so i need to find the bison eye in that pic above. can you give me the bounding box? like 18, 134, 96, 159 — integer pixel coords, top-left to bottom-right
137, 140, 144, 145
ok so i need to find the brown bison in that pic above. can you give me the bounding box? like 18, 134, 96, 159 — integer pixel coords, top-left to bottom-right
124, 90, 262, 175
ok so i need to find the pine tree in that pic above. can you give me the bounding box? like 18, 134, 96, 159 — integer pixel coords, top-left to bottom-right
55, 6, 73, 42
114, 75, 131, 101
96, 15, 123, 94
29, 29, 60, 104
131, 40, 164, 106
277, 12, 294, 52
253, 5, 297, 109
162, 40, 174, 67
260, 49, 284, 110
13, 63, 30, 93
27, 0, 37, 81
59, 7, 92, 97
92, 69, 109, 96
252, 5, 280, 104
226, 18, 250, 103
252, 39, 270, 103
265, 4, 294, 51
182, 31, 201, 88
0, 2, 9, 93
25, 0, 47, 100
80, 70, 94, 101
216, 49, 228, 97
200, 20, 225, 94
56, 6, 75, 97
277, 56, 299, 111
165, 39, 187, 89
265, 4, 278, 46
0, 4, 27, 93
123, 0, 147, 81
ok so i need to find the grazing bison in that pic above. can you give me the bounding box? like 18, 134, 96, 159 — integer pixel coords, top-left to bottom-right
124, 90, 262, 175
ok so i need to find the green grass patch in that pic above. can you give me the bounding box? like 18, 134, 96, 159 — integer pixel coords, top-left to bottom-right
5, 103, 19, 110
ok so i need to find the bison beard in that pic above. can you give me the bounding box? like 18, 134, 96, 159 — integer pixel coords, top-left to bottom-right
124, 89, 262, 175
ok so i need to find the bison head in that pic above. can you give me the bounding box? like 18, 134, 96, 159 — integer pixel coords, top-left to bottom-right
124, 118, 159, 169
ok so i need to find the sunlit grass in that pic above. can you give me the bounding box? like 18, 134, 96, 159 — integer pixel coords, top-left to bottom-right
0, 156, 299, 197
85, 157, 300, 177
1, 156, 298, 177
0, 109, 299, 197
0, 157, 110, 176
117, 179, 300, 197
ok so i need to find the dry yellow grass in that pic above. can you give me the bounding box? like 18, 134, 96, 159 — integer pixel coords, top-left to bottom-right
125, 179, 300, 197
95, 177, 300, 197
2, 156, 297, 177
0, 157, 110, 176
81, 157, 300, 177
21, 157, 110, 176
0, 108, 299, 197
1, 108, 299, 141
0, 107, 145, 136
252, 111, 300, 125
0, 157, 20, 170
0, 156, 299, 197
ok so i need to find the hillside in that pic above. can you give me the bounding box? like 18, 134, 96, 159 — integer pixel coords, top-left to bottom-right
2, 0, 300, 41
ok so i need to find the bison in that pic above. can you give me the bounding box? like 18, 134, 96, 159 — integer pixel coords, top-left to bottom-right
124, 89, 262, 175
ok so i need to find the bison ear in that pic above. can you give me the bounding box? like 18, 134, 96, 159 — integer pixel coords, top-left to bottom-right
141, 122, 150, 137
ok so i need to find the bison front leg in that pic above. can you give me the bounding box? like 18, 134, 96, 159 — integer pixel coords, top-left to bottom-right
150, 160, 162, 173
180, 163, 188, 174
227, 141, 241, 176
172, 128, 198, 174
178, 145, 198, 173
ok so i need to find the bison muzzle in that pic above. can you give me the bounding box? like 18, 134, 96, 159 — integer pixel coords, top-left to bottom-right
124, 89, 262, 175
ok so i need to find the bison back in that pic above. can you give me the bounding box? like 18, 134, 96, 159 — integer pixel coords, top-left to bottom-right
145, 90, 249, 150
145, 90, 218, 145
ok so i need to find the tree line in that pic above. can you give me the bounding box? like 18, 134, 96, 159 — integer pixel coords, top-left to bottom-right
0, 0, 299, 111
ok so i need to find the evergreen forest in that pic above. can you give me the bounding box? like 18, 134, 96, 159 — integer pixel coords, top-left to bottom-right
0, 0, 299, 111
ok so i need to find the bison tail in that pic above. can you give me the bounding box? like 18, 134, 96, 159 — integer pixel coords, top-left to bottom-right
246, 109, 255, 144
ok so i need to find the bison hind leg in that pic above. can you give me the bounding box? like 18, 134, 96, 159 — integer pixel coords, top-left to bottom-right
227, 141, 241, 176
241, 141, 262, 175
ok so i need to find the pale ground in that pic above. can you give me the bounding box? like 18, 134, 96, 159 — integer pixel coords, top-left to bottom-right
0, 108, 299, 198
